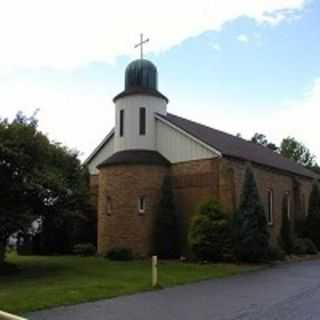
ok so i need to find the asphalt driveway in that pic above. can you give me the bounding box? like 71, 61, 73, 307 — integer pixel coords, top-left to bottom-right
29, 259, 320, 320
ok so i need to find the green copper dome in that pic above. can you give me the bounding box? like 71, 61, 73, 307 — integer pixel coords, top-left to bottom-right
125, 59, 158, 90
113, 59, 169, 103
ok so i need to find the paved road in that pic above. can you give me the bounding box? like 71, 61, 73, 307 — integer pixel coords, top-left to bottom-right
29, 259, 320, 320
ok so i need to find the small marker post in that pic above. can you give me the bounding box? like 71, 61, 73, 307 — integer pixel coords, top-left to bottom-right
152, 255, 158, 288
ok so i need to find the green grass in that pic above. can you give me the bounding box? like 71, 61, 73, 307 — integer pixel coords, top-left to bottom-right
0, 254, 261, 315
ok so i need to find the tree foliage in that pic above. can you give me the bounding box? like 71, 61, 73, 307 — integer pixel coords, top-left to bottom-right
0, 112, 94, 264
251, 133, 279, 152
280, 137, 316, 168
304, 183, 320, 248
154, 176, 179, 259
189, 200, 232, 262
233, 167, 270, 262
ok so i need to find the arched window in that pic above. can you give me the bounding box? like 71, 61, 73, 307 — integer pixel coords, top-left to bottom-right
138, 196, 146, 214
267, 190, 273, 225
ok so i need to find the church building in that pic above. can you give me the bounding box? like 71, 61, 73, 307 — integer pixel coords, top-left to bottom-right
85, 56, 318, 257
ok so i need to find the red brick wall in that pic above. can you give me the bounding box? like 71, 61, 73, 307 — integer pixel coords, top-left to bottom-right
170, 158, 221, 254
97, 164, 169, 256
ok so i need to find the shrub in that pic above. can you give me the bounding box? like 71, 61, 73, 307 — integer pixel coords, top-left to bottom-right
293, 238, 318, 255
106, 248, 133, 261
73, 243, 96, 256
154, 176, 179, 259
304, 183, 320, 248
268, 245, 286, 261
233, 167, 270, 262
189, 200, 232, 262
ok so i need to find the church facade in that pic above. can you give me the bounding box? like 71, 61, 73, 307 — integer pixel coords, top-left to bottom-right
85, 58, 318, 257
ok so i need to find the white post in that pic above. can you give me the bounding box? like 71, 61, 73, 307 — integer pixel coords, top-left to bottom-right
152, 255, 158, 287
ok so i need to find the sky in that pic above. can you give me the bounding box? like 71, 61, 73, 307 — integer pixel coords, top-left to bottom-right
0, 0, 319, 162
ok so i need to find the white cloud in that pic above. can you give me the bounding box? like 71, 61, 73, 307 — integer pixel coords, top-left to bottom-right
183, 78, 320, 161
210, 43, 222, 51
0, 0, 306, 70
237, 34, 249, 43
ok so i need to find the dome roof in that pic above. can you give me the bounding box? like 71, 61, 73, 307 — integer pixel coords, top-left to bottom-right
113, 59, 168, 103
125, 59, 158, 91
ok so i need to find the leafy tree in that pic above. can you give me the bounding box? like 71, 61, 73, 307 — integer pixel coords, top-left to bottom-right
251, 133, 279, 152
280, 137, 316, 168
304, 183, 320, 248
233, 167, 270, 262
154, 176, 179, 258
0, 112, 94, 264
189, 200, 232, 262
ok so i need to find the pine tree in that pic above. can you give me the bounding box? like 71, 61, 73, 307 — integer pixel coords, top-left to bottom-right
154, 176, 179, 258
233, 167, 270, 262
304, 183, 320, 248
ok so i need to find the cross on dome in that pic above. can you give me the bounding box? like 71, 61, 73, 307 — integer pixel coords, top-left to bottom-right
134, 33, 150, 59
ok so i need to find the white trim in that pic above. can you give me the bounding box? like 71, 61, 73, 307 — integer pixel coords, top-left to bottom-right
83, 129, 114, 166
155, 115, 222, 158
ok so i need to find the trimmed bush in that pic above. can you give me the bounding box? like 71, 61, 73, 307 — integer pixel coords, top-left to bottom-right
304, 183, 320, 248
73, 243, 96, 256
293, 238, 318, 256
189, 200, 232, 262
233, 167, 270, 262
106, 248, 133, 261
154, 176, 179, 259
268, 245, 286, 261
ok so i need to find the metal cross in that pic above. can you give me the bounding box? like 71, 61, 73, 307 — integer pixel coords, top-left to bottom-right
134, 33, 149, 60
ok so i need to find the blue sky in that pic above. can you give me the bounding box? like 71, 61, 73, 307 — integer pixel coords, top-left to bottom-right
0, 0, 319, 160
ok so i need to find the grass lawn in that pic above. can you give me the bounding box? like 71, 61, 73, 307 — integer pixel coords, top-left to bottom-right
0, 253, 261, 315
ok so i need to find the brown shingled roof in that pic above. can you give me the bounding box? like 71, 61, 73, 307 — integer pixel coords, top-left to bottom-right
157, 113, 317, 179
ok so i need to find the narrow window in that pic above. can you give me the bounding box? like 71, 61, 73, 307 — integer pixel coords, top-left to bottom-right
285, 192, 290, 219
267, 190, 273, 225
302, 193, 307, 217
106, 196, 112, 215
120, 110, 124, 137
138, 196, 145, 214
139, 107, 146, 135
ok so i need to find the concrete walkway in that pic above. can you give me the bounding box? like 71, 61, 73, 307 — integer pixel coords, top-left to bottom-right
29, 259, 320, 320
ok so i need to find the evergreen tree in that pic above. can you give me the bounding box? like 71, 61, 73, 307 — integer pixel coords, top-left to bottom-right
304, 183, 320, 248
233, 167, 270, 262
189, 200, 232, 262
154, 176, 179, 258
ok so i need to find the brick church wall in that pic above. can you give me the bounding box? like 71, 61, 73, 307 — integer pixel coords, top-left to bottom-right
97, 164, 169, 256
170, 158, 221, 254
220, 157, 314, 245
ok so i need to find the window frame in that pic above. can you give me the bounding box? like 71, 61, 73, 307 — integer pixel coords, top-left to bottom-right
267, 189, 273, 225
138, 196, 145, 214
139, 107, 146, 135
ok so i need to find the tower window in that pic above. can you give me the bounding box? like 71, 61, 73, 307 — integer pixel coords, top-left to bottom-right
120, 110, 124, 137
138, 196, 145, 214
139, 107, 146, 135
267, 190, 273, 225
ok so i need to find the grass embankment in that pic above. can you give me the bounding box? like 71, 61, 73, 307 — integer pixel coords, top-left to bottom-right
0, 254, 260, 314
